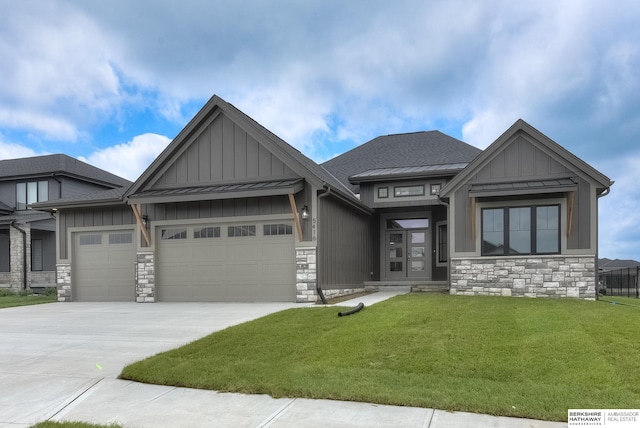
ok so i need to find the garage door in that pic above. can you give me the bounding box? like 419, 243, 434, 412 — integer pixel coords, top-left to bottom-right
156, 221, 295, 302
73, 230, 136, 301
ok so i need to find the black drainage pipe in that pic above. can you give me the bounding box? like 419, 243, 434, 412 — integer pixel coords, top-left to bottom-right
338, 302, 365, 317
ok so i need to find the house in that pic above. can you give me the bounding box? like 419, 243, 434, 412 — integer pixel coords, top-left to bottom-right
35, 95, 612, 302
0, 155, 131, 292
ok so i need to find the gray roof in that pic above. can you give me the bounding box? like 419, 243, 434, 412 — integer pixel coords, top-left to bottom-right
0, 210, 54, 224
322, 131, 482, 192
469, 177, 578, 196
32, 187, 128, 209
0, 154, 131, 188
350, 163, 471, 182
599, 258, 640, 270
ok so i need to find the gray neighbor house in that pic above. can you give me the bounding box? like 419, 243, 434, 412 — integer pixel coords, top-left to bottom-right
33, 95, 613, 303
0, 155, 131, 291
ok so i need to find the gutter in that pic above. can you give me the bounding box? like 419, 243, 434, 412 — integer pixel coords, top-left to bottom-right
10, 221, 28, 291
595, 180, 614, 298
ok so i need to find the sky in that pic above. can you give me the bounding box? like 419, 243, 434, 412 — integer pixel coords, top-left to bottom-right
1, 0, 639, 260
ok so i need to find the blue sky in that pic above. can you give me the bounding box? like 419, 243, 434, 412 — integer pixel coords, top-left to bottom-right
1, 0, 639, 260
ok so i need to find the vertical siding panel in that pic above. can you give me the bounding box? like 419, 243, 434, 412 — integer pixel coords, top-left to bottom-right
199, 128, 212, 182
246, 135, 260, 179
211, 200, 223, 217
187, 138, 199, 183
211, 115, 224, 181
505, 141, 519, 177
521, 137, 535, 176
246, 198, 259, 216
234, 128, 247, 179
271, 156, 284, 176
176, 153, 188, 184
222, 116, 235, 180
534, 147, 550, 175
258, 145, 271, 177
490, 152, 506, 178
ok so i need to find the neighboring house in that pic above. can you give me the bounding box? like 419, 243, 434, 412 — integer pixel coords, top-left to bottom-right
34, 95, 612, 302
0, 155, 131, 292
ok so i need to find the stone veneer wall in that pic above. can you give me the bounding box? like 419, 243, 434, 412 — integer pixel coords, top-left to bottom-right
450, 255, 597, 299
136, 252, 155, 303
296, 247, 318, 303
56, 264, 72, 302
10, 223, 30, 292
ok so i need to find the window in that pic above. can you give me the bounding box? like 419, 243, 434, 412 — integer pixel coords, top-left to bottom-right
194, 227, 220, 239
264, 224, 292, 236
386, 219, 429, 229
394, 185, 424, 197
109, 233, 133, 245
437, 223, 447, 264
16, 181, 48, 210
79, 234, 102, 246
377, 187, 389, 198
228, 225, 256, 237
161, 228, 187, 240
31, 239, 43, 271
481, 205, 560, 256
430, 183, 441, 195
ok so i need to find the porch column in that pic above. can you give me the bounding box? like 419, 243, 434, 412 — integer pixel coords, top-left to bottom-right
9, 222, 30, 292
136, 251, 156, 302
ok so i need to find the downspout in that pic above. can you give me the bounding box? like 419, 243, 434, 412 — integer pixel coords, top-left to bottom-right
51, 174, 63, 199
10, 221, 28, 291
595, 181, 614, 298
315, 186, 332, 304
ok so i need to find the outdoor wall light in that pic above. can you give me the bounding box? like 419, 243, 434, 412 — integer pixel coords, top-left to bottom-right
142, 215, 149, 227
301, 205, 310, 220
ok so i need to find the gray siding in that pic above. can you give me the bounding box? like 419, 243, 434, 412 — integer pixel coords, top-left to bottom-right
143, 195, 291, 222
473, 135, 571, 180
453, 185, 475, 253
0, 230, 8, 272
318, 195, 372, 290
567, 177, 591, 250
32, 230, 56, 271
58, 206, 135, 259
153, 113, 295, 189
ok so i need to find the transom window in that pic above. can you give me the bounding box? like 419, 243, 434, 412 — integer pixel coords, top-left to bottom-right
481, 205, 560, 256
79, 234, 102, 246
109, 233, 133, 245
161, 228, 187, 240
394, 185, 424, 197
194, 227, 220, 239
228, 225, 256, 237
264, 224, 292, 236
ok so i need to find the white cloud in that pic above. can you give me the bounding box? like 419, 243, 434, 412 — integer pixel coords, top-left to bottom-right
78, 133, 171, 181
0, 141, 44, 160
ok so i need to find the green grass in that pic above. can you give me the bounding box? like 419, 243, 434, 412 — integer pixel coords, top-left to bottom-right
120, 294, 640, 422
598, 295, 640, 307
31, 422, 122, 428
0, 288, 56, 308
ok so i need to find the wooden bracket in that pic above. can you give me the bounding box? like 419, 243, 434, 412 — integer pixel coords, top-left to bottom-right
567, 191, 575, 238
132, 204, 152, 247
288, 193, 304, 241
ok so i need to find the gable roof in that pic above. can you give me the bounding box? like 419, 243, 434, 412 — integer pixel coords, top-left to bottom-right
0, 154, 131, 188
439, 119, 613, 198
125, 95, 359, 205
322, 131, 482, 192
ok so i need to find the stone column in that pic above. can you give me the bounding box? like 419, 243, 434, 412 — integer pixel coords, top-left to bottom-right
9, 222, 30, 292
296, 246, 318, 303
136, 251, 155, 302
56, 264, 72, 302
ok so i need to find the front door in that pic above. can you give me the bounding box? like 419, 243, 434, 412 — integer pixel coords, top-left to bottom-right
384, 218, 431, 280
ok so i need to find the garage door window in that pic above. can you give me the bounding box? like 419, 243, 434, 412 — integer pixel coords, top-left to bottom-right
228, 225, 256, 237
194, 226, 220, 239
264, 224, 292, 236
109, 232, 133, 245
162, 228, 187, 240
79, 234, 102, 245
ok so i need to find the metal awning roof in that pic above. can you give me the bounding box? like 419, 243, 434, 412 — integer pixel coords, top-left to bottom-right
469, 177, 578, 197
127, 179, 305, 204
349, 163, 470, 183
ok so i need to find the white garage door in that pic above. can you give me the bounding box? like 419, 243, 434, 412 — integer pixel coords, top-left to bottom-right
156, 221, 295, 302
73, 230, 136, 301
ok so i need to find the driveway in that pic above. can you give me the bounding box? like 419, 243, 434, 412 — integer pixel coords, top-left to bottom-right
0, 301, 303, 427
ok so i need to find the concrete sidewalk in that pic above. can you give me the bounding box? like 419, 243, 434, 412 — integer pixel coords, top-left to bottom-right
0, 294, 566, 428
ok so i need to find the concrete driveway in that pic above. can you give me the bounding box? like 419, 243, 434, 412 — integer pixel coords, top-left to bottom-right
0, 301, 303, 427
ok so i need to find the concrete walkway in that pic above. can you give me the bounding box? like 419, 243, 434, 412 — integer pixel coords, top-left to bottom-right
0, 293, 566, 428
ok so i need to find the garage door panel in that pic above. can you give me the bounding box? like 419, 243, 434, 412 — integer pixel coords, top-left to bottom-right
157, 221, 295, 302
74, 230, 135, 302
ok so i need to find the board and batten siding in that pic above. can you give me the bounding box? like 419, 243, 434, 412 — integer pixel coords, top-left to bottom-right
58, 206, 135, 260
318, 195, 373, 290
153, 113, 295, 189
451, 134, 594, 254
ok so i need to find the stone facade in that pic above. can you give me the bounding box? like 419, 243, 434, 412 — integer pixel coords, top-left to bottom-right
450, 255, 597, 299
322, 287, 365, 299
296, 246, 318, 303
9, 223, 30, 292
136, 251, 155, 303
56, 264, 72, 302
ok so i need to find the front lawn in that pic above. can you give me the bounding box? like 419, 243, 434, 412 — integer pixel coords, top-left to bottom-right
120, 294, 640, 422
0, 288, 56, 308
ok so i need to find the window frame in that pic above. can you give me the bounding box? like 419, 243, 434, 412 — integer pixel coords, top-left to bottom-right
16, 180, 49, 210
481, 204, 561, 256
